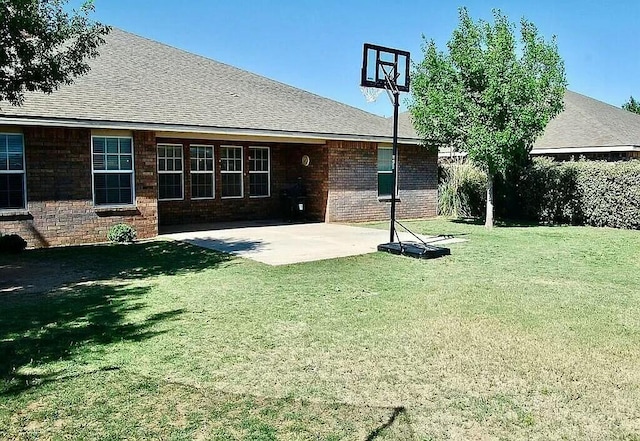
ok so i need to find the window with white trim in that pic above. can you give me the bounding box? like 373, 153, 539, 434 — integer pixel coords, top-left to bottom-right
0, 133, 26, 209
190, 145, 214, 199
377, 146, 397, 197
157, 144, 184, 200
249, 146, 270, 197
220, 146, 243, 198
92, 136, 134, 206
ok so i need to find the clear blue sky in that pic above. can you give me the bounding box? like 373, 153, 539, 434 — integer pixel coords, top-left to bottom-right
85, 0, 640, 117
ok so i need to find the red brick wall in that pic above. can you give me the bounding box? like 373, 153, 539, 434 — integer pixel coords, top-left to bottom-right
0, 127, 157, 248
0, 127, 436, 247
325, 140, 437, 222
157, 140, 328, 225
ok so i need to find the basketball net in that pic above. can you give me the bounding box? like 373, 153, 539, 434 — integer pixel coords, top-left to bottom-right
359, 86, 383, 103
360, 64, 399, 104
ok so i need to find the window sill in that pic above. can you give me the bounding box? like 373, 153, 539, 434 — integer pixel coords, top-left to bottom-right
0, 209, 32, 220
94, 205, 140, 216
378, 197, 401, 203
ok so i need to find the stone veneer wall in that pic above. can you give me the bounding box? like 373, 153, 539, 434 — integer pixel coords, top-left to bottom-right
325, 140, 437, 222
0, 127, 157, 248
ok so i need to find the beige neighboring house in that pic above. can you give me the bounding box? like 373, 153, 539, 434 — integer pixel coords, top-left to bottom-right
403, 90, 640, 161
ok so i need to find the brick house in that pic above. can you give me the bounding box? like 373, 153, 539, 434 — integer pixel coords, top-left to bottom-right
0, 29, 436, 248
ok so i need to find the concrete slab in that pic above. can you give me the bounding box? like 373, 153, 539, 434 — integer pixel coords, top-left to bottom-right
160, 221, 464, 266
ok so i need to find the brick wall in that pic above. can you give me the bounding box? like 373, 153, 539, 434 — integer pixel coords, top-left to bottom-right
325, 140, 437, 222
0, 127, 157, 248
0, 127, 436, 248
157, 140, 328, 225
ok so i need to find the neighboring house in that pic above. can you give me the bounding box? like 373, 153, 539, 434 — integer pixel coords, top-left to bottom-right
0, 29, 435, 248
404, 90, 640, 162
532, 90, 640, 160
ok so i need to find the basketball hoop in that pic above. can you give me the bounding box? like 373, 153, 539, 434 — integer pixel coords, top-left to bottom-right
360, 85, 383, 103
360, 43, 411, 245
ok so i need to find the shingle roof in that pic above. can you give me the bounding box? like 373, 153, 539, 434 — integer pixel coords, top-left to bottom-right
399, 90, 640, 153
533, 90, 640, 150
0, 28, 418, 143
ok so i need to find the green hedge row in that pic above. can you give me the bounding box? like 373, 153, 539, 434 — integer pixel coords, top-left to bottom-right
440, 158, 640, 229
517, 158, 640, 229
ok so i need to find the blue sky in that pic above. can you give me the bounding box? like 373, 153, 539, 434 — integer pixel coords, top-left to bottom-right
85, 0, 639, 117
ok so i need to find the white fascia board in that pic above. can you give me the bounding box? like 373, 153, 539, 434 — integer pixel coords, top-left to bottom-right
0, 116, 421, 145
532, 145, 640, 154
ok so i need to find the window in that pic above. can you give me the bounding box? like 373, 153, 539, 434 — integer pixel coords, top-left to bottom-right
92, 136, 134, 206
0, 133, 26, 209
220, 146, 243, 198
249, 146, 270, 197
377, 146, 397, 197
157, 144, 183, 200
190, 145, 214, 199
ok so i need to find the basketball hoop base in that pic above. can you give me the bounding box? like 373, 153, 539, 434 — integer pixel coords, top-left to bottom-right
377, 241, 450, 259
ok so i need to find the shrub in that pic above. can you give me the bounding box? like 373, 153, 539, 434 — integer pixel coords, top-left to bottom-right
107, 223, 137, 243
502, 158, 640, 229
0, 233, 27, 254
438, 161, 486, 218
576, 161, 640, 229
516, 157, 581, 224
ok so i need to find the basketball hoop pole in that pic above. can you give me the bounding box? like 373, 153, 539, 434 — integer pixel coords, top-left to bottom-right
359, 43, 410, 244
390, 89, 400, 243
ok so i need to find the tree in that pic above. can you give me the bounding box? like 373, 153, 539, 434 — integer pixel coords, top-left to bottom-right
409, 8, 566, 228
622, 96, 640, 114
0, 0, 110, 106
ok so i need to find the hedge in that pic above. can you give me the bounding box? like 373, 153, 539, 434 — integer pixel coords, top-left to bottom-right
574, 160, 640, 229
439, 158, 640, 229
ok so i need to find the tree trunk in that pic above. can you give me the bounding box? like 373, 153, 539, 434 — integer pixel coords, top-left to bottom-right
485, 174, 494, 229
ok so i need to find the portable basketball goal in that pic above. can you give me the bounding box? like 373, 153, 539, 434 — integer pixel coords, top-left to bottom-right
360, 43, 450, 259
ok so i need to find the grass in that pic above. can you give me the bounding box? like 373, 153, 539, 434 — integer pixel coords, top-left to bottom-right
1, 219, 640, 440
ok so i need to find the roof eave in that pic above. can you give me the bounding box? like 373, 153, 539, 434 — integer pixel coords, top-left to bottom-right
531, 145, 640, 154
0, 115, 421, 145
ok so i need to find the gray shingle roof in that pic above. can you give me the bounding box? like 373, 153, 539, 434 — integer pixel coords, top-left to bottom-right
533, 90, 640, 150
0, 28, 418, 142
400, 90, 640, 153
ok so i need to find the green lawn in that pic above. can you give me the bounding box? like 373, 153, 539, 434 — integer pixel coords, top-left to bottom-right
1, 219, 640, 440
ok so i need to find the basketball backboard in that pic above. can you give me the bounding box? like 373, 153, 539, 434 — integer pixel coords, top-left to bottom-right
360, 43, 410, 92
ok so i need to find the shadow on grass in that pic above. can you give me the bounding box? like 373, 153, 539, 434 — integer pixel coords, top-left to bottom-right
0, 240, 232, 396
450, 218, 549, 228
366, 406, 411, 440
0, 282, 184, 396
0, 240, 231, 295
2, 368, 418, 439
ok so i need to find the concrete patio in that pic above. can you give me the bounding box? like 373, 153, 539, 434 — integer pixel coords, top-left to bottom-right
160, 221, 464, 266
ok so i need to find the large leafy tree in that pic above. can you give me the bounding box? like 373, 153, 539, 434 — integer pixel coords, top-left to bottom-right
410, 8, 566, 228
0, 0, 110, 106
622, 96, 640, 114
